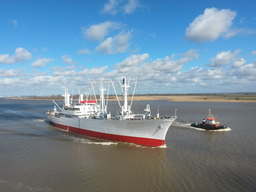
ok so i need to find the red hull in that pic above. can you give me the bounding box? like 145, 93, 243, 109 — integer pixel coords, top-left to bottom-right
51, 122, 165, 147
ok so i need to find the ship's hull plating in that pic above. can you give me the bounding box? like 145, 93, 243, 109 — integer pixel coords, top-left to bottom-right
47, 115, 175, 147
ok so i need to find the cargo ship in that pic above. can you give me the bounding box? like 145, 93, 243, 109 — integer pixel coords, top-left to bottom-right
46, 78, 176, 147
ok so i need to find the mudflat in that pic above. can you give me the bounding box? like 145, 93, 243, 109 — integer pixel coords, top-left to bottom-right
127, 93, 256, 102
7, 93, 256, 102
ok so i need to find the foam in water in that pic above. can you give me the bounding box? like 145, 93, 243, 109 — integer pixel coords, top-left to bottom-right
124, 142, 167, 148
72, 137, 167, 148
209, 127, 231, 132
86, 141, 118, 145
33, 119, 45, 122
172, 122, 191, 128
157, 144, 167, 148
72, 137, 118, 146
0, 180, 51, 192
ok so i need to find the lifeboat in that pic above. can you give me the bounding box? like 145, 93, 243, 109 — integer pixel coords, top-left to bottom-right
80, 100, 97, 104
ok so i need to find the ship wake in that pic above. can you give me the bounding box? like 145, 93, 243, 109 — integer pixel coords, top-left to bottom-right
72, 137, 118, 146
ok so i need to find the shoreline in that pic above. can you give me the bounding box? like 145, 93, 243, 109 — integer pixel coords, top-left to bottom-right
4, 93, 256, 103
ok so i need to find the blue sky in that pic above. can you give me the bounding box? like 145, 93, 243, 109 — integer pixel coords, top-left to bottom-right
0, 0, 256, 96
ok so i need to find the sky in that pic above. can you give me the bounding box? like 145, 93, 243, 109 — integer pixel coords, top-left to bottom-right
0, 0, 256, 96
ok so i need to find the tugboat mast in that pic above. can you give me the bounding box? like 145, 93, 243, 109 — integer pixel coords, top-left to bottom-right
208, 108, 212, 118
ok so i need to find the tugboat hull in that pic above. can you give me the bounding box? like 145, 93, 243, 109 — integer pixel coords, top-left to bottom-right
190, 123, 227, 130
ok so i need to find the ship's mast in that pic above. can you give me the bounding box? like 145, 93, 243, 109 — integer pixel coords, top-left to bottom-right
63, 88, 70, 107
99, 83, 106, 114
121, 78, 130, 115
78, 88, 83, 103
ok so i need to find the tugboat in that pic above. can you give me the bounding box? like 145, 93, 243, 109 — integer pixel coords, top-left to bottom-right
190, 109, 227, 130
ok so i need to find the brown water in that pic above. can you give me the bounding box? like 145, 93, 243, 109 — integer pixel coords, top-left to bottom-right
0, 99, 255, 192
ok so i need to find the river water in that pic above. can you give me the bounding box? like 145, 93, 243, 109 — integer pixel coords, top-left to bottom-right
0, 98, 255, 192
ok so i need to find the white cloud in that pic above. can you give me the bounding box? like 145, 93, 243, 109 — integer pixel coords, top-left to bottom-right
123, 0, 139, 14
102, 0, 140, 15
222, 28, 241, 39
78, 49, 90, 54
31, 58, 54, 67
114, 32, 131, 53
0, 47, 32, 64
53, 70, 77, 76
86, 66, 108, 75
148, 33, 156, 38
152, 57, 182, 73
222, 28, 256, 39
96, 37, 113, 54
96, 31, 131, 54
145, 49, 199, 73
176, 67, 204, 85
232, 58, 246, 68
210, 50, 240, 67
82, 21, 120, 41
231, 63, 256, 77
51, 66, 75, 73
206, 68, 226, 79
102, 0, 119, 15
252, 51, 256, 55
178, 49, 200, 65
2, 49, 256, 96
107, 49, 256, 93
113, 49, 198, 75
19, 75, 64, 89
52, 66, 108, 77
0, 69, 23, 77
185, 8, 236, 43
82, 21, 131, 55
41, 47, 48, 52
115, 53, 149, 72
0, 78, 21, 86
12, 19, 18, 27
62, 55, 73, 64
